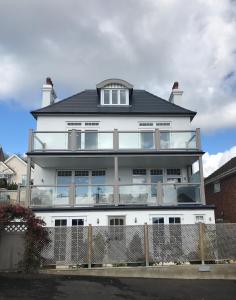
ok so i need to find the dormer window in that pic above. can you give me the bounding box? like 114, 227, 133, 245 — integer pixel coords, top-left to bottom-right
101, 89, 129, 105
96, 78, 133, 106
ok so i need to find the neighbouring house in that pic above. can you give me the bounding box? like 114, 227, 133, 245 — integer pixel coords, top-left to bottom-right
24, 77, 215, 227
205, 157, 236, 223
0, 153, 34, 187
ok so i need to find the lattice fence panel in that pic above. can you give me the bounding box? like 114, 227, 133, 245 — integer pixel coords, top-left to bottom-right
0, 222, 27, 232
91, 225, 145, 264
204, 224, 236, 261
148, 224, 200, 263
41, 227, 88, 265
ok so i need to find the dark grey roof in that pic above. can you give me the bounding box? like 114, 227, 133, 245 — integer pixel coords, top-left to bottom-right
31, 89, 196, 119
205, 157, 236, 183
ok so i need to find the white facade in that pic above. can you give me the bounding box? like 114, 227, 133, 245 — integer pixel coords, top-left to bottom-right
27, 78, 215, 227
36, 115, 192, 131
37, 209, 215, 227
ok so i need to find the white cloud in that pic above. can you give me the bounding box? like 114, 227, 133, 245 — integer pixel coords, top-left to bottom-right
0, 0, 235, 132
203, 145, 236, 177
0, 54, 25, 97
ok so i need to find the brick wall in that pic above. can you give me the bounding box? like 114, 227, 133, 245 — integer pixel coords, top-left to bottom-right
205, 175, 236, 223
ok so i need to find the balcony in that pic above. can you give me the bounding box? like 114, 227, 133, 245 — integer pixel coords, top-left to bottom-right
20, 183, 202, 208
30, 129, 201, 153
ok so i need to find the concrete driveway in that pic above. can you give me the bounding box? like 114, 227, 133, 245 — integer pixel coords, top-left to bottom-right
0, 273, 236, 300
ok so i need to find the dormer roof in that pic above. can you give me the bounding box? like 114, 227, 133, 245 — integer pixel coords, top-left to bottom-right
96, 78, 133, 90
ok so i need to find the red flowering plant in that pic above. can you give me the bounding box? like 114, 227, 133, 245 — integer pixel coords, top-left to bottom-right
0, 204, 50, 272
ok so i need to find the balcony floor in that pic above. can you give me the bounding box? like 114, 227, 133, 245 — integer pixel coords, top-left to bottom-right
28, 153, 202, 168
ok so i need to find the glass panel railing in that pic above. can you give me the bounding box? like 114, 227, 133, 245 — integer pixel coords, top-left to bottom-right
119, 184, 156, 205
30, 186, 70, 207
119, 132, 154, 149
160, 131, 197, 149
0, 190, 18, 205
80, 132, 113, 150
19, 187, 27, 207
75, 185, 114, 206
162, 184, 201, 205
33, 132, 69, 151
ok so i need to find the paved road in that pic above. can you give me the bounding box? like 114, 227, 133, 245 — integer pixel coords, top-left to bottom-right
0, 273, 236, 300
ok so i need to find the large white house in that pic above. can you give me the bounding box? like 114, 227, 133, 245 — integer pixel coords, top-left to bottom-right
25, 78, 215, 227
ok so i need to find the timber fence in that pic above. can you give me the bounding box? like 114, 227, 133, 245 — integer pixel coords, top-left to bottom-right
41, 223, 236, 267
1, 223, 236, 270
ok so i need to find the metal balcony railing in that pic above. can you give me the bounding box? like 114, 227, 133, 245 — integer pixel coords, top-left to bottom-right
29, 129, 201, 152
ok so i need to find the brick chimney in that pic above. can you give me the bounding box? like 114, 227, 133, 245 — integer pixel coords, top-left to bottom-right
169, 81, 183, 104
41, 77, 57, 107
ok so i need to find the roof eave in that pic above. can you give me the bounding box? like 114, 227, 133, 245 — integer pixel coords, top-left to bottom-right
31, 111, 196, 119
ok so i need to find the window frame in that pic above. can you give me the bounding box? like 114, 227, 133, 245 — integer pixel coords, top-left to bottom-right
101, 89, 129, 106
213, 182, 221, 193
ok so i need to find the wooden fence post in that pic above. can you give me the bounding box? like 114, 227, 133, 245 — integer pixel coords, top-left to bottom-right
88, 224, 92, 268
144, 223, 149, 267
199, 223, 205, 264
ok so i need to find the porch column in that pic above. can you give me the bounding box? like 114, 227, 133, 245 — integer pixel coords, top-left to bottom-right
157, 181, 163, 206
113, 129, 119, 151
198, 156, 206, 205
26, 156, 32, 207
114, 156, 119, 205
26, 129, 33, 207
196, 128, 201, 150
155, 129, 161, 150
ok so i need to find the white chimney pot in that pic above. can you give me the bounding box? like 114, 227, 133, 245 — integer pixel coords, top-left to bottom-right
41, 78, 57, 107
169, 81, 183, 104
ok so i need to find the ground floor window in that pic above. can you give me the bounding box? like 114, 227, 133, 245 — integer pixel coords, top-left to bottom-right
108, 216, 125, 241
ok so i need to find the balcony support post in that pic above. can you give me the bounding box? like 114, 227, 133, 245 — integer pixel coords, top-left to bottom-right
114, 156, 119, 205
113, 129, 119, 151
70, 129, 77, 151
196, 128, 201, 150
155, 129, 161, 150
157, 181, 163, 206
198, 156, 206, 204
69, 183, 75, 207
28, 129, 33, 152
25, 156, 32, 207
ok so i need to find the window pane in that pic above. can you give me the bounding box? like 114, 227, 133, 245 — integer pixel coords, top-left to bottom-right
104, 90, 110, 104
75, 171, 89, 201
72, 219, 84, 226
133, 169, 146, 175
153, 217, 164, 224
85, 132, 98, 149
167, 169, 181, 175
112, 90, 118, 104
141, 132, 154, 149
120, 90, 127, 104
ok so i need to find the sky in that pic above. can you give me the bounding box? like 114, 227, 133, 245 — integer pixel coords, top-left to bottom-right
0, 0, 236, 177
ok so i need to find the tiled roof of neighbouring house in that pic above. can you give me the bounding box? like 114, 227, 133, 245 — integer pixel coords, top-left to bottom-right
205, 157, 236, 183
31, 89, 196, 119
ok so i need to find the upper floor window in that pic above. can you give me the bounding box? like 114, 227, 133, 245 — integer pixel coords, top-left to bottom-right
214, 182, 221, 193
101, 89, 129, 106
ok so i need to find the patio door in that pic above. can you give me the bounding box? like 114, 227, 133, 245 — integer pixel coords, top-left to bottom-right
56, 171, 72, 205
71, 218, 86, 263
108, 216, 126, 261
53, 218, 67, 262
